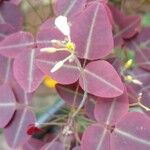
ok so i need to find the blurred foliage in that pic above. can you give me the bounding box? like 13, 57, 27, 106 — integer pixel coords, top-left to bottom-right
0, 129, 2, 134
143, 13, 150, 26
115, 48, 135, 61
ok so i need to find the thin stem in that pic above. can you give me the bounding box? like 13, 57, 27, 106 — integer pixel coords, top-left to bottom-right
129, 103, 139, 107
62, 55, 88, 136
139, 103, 150, 111
36, 122, 65, 127
129, 102, 150, 111
71, 56, 88, 118
74, 124, 81, 144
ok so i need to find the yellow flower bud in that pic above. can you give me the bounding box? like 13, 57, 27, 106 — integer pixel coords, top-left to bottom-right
124, 75, 133, 82
124, 59, 133, 70
43, 76, 57, 88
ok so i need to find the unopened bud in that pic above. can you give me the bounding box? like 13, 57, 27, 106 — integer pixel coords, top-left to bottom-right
124, 59, 133, 70
125, 75, 133, 82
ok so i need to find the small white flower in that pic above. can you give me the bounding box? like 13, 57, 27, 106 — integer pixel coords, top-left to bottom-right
40, 16, 75, 73
55, 16, 71, 41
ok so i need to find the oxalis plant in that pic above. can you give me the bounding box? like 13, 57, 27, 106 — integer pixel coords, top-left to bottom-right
0, 0, 150, 150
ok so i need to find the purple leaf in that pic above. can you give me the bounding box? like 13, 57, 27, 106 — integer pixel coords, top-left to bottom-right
10, 0, 22, 5
0, 31, 34, 58
71, 1, 113, 60
136, 48, 150, 71
4, 108, 36, 148
36, 52, 80, 84
109, 4, 141, 40
72, 146, 81, 150
36, 28, 64, 48
54, 0, 86, 19
0, 54, 33, 104
40, 141, 65, 150
0, 84, 16, 128
0, 54, 14, 84
140, 85, 150, 110
56, 82, 96, 119
108, 4, 124, 28
120, 15, 141, 40
94, 89, 129, 125
0, 2, 23, 31
0, 23, 14, 41
23, 138, 45, 150
79, 60, 124, 98
13, 48, 44, 92
56, 82, 87, 107
39, 17, 55, 30
133, 27, 150, 49
111, 112, 150, 150
12, 81, 33, 104
126, 84, 138, 104
81, 124, 110, 150
127, 27, 150, 51
84, 97, 95, 120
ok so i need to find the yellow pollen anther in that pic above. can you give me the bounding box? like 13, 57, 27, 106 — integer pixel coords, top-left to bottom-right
66, 41, 75, 53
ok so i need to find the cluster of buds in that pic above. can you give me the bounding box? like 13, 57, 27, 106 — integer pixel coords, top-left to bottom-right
124, 75, 143, 85
122, 59, 143, 85
40, 16, 76, 73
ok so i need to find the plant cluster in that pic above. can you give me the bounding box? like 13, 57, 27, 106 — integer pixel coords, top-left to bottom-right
0, 0, 150, 150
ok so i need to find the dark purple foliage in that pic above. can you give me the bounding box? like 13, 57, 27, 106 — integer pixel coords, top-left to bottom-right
81, 124, 110, 150
79, 60, 124, 98
0, 2, 23, 31
0, 84, 16, 128
94, 89, 129, 125
71, 1, 114, 60
0, 0, 150, 149
40, 141, 65, 150
54, 0, 87, 19
111, 112, 150, 150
